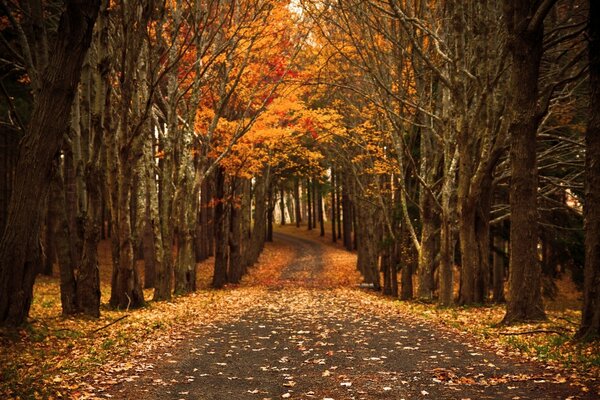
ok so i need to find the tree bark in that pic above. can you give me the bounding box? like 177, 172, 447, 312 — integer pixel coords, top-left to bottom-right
501, 0, 551, 324
312, 178, 318, 229
78, 161, 102, 317
576, 0, 600, 340
331, 169, 337, 243
212, 167, 229, 288
307, 178, 313, 230
110, 161, 145, 309
0, 0, 99, 326
279, 186, 286, 226
49, 169, 79, 315
342, 175, 353, 251
76, 0, 108, 318
492, 232, 506, 303
267, 187, 274, 242
229, 178, 243, 284
249, 169, 270, 265
239, 179, 252, 273
294, 177, 301, 227
318, 182, 325, 237
417, 190, 437, 301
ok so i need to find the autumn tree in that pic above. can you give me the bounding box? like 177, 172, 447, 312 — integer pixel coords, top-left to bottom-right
0, 0, 99, 326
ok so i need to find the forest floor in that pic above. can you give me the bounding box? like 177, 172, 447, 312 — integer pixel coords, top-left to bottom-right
1, 227, 599, 399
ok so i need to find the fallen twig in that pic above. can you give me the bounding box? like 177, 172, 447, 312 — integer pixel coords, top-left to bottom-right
554, 316, 578, 326
89, 315, 129, 336
499, 329, 567, 337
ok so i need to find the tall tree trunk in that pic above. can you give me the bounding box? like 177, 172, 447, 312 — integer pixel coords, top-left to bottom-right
78, 161, 102, 317
577, 0, 600, 340
240, 179, 252, 273
417, 191, 437, 301
142, 214, 156, 288
196, 176, 212, 262
76, 0, 108, 318
391, 241, 399, 297
42, 207, 55, 276
212, 167, 229, 288
501, 0, 549, 324
458, 204, 480, 304
492, 233, 506, 303
229, 178, 243, 284
399, 223, 414, 300
439, 210, 453, 306
267, 187, 274, 242
318, 183, 325, 237
49, 170, 78, 315
63, 142, 82, 269
294, 177, 301, 227
0, 1, 99, 326
336, 171, 342, 240
355, 199, 380, 289
312, 178, 317, 229
175, 226, 196, 294
382, 247, 392, 296
0, 130, 18, 237
307, 178, 313, 230
249, 169, 270, 265
331, 169, 337, 243
110, 163, 145, 309
153, 129, 172, 301
342, 176, 353, 251
279, 187, 286, 226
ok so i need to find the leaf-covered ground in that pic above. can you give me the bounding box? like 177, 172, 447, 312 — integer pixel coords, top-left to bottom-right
1, 228, 598, 399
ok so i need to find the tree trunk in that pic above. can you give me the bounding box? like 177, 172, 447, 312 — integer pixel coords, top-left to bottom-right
342, 176, 353, 251
0, 1, 99, 326
391, 241, 399, 297
267, 187, 274, 242
76, 0, 108, 318
318, 183, 325, 237
229, 178, 243, 284
294, 177, 301, 227
110, 163, 145, 309
501, 0, 548, 324
212, 167, 229, 288
458, 204, 481, 304
417, 190, 437, 301
196, 176, 212, 262
175, 227, 196, 294
142, 214, 156, 288
312, 178, 318, 229
336, 172, 342, 240
279, 187, 286, 226
154, 130, 173, 301
492, 233, 506, 303
78, 162, 102, 317
355, 200, 380, 289
307, 178, 313, 230
577, 0, 600, 340
331, 170, 337, 243
439, 210, 453, 306
382, 247, 392, 296
42, 207, 55, 276
63, 143, 82, 269
49, 170, 79, 315
249, 169, 270, 265
240, 179, 252, 274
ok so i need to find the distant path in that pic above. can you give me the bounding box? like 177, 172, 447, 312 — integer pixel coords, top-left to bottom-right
274, 231, 324, 286
108, 231, 594, 399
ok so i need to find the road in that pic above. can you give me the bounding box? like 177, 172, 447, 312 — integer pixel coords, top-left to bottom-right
108, 231, 593, 399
